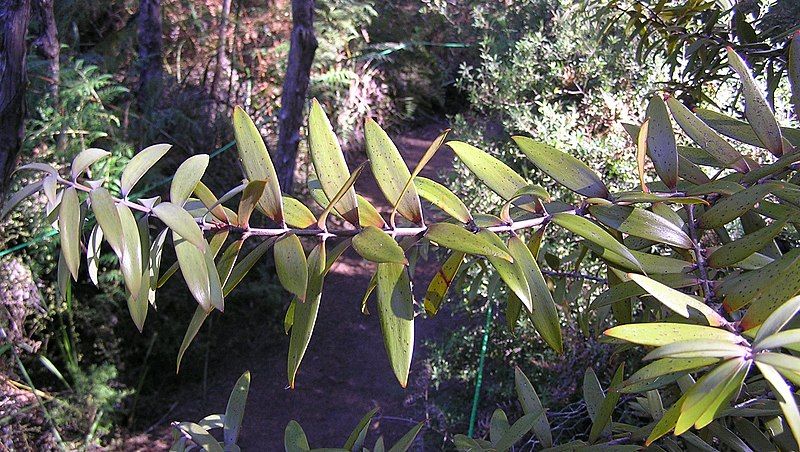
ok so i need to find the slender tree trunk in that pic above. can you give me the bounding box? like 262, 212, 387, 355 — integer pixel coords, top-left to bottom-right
32, 0, 58, 98
137, 0, 163, 108
0, 0, 32, 207
275, 0, 317, 193
210, 0, 232, 103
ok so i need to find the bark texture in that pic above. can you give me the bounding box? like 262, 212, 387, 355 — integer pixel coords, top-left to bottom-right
137, 0, 163, 107
210, 0, 232, 102
32, 0, 58, 98
0, 0, 32, 206
275, 0, 318, 193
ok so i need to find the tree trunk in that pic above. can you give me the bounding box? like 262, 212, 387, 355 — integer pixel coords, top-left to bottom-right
275, 0, 317, 193
137, 0, 163, 108
0, 0, 32, 207
210, 0, 232, 103
33, 0, 58, 99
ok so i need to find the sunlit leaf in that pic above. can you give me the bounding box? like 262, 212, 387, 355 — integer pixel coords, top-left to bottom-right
478, 230, 532, 310
709, 220, 787, 268
514, 136, 609, 198
627, 273, 726, 326
274, 233, 308, 301
589, 204, 692, 249
644, 339, 749, 361
224, 371, 250, 446
645, 95, 679, 190
171, 154, 209, 206
376, 262, 415, 387
309, 99, 359, 225
176, 422, 223, 452
174, 232, 223, 312
233, 106, 284, 223
604, 323, 742, 346
622, 358, 718, 393
365, 118, 422, 224
117, 203, 145, 326
86, 224, 103, 286
288, 242, 325, 388
237, 180, 266, 227
754, 362, 800, 447
71, 148, 110, 180
585, 242, 692, 274
391, 129, 449, 226
637, 119, 650, 192
423, 251, 465, 316
698, 183, 778, 229
352, 226, 407, 265
741, 262, 800, 330
551, 213, 641, 271
317, 162, 367, 229
754, 295, 800, 345
414, 176, 472, 223
448, 140, 529, 200
58, 187, 81, 280
284, 420, 310, 451
120, 143, 172, 196
283, 195, 316, 228
425, 223, 511, 261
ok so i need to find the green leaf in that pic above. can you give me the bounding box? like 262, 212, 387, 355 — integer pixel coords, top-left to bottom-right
171, 154, 209, 206
622, 358, 718, 393
551, 213, 641, 271
589, 363, 624, 442
176, 306, 208, 372
507, 236, 562, 353
391, 129, 449, 226
584, 242, 692, 274
365, 118, 423, 224
288, 242, 325, 388
425, 223, 512, 261
274, 233, 308, 301
448, 140, 529, 200
216, 239, 242, 288
719, 248, 800, 312
754, 362, 800, 447
709, 219, 787, 267
309, 176, 383, 228
637, 119, 649, 192
423, 251, 465, 316
490, 409, 510, 445
612, 191, 707, 205
284, 420, 310, 452
494, 412, 542, 452
478, 230, 532, 311
284, 300, 295, 334
194, 181, 230, 223
754, 295, 800, 346
678, 358, 749, 432
644, 339, 749, 361
117, 203, 145, 328
589, 204, 692, 249
666, 97, 750, 173
646, 390, 688, 445
583, 368, 605, 425
727, 48, 784, 156
741, 260, 800, 330
352, 226, 407, 265
283, 196, 316, 228
147, 228, 169, 306
627, 273, 726, 326
514, 366, 552, 447
645, 95, 679, 190
413, 176, 472, 223
343, 407, 379, 451
58, 187, 81, 280
1, 179, 45, 219
514, 136, 609, 198
376, 262, 415, 387
174, 232, 224, 312
223, 237, 277, 296
120, 143, 172, 196
233, 106, 284, 224
309, 99, 359, 226
755, 353, 800, 385
71, 148, 110, 180
698, 183, 777, 229
153, 202, 207, 252
175, 422, 224, 452
388, 422, 423, 452
604, 323, 742, 346
87, 224, 103, 286
224, 371, 250, 446
317, 162, 367, 229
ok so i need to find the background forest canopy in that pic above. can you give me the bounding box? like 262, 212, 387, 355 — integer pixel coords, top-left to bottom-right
1, 0, 800, 450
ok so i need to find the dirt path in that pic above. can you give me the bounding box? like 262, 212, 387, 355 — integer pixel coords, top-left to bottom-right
168, 122, 457, 450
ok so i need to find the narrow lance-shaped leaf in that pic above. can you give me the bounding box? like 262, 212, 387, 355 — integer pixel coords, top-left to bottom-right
755, 362, 800, 447
223, 371, 250, 446
698, 182, 778, 229
637, 119, 650, 192
708, 219, 787, 267
274, 233, 308, 301
87, 224, 103, 286
288, 241, 326, 388
120, 143, 172, 196
727, 47, 784, 156
425, 223, 512, 261
423, 251, 465, 316
194, 181, 229, 223
352, 226, 407, 265
604, 323, 743, 346
754, 295, 800, 346
343, 408, 379, 451
644, 339, 749, 361
676, 358, 748, 434
479, 230, 533, 314
589, 363, 625, 442
89, 187, 124, 255
308, 99, 359, 225
237, 180, 267, 227
448, 140, 529, 200
413, 176, 472, 223
223, 237, 277, 296
589, 204, 692, 249
171, 154, 209, 206
391, 129, 449, 226
1, 179, 45, 219
174, 233, 224, 312
284, 420, 310, 451
514, 366, 552, 447
627, 273, 726, 327
645, 95, 679, 190
233, 106, 284, 223
175, 422, 224, 452
317, 161, 367, 230
514, 136, 610, 198
376, 262, 415, 388
666, 97, 750, 173
116, 203, 147, 330
365, 118, 423, 224
551, 213, 641, 271
152, 202, 207, 251
71, 148, 110, 180
59, 187, 81, 280
507, 235, 562, 353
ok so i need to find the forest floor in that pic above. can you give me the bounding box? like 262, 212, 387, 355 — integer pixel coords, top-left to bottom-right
150, 121, 461, 450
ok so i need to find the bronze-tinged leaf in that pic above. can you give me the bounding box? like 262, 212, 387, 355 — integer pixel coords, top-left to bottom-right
514, 136, 609, 198
120, 143, 172, 196
308, 99, 359, 225
237, 180, 267, 227
152, 202, 207, 252
171, 154, 209, 206
288, 241, 326, 388
391, 129, 449, 226
645, 95, 679, 190
316, 161, 367, 229
365, 118, 423, 224
193, 181, 229, 223
425, 223, 512, 261
352, 226, 407, 265
233, 106, 284, 223
71, 148, 110, 180
448, 140, 529, 200
376, 262, 414, 387
708, 219, 787, 268
58, 187, 82, 280
666, 97, 750, 173
413, 177, 472, 223
423, 251, 465, 316
727, 47, 784, 156
589, 204, 693, 249
274, 233, 308, 301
